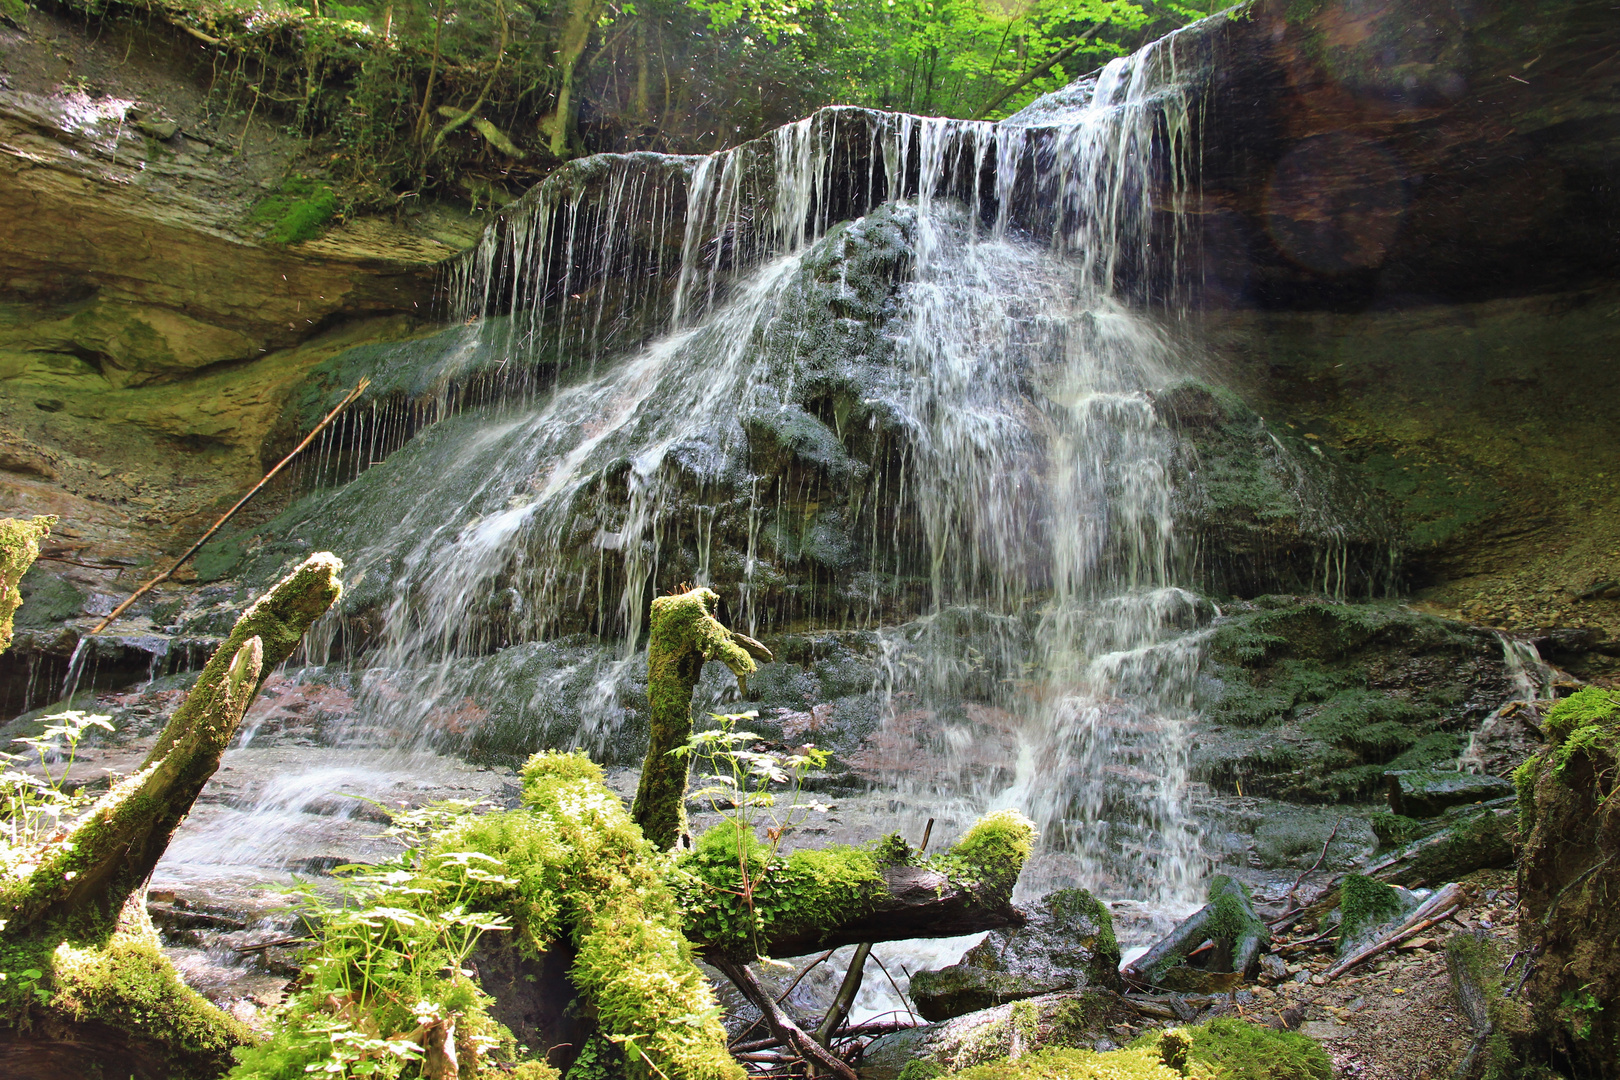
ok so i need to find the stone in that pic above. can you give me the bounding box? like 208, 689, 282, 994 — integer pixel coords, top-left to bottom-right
907, 888, 1122, 1022
1385, 769, 1514, 818
860, 991, 1138, 1080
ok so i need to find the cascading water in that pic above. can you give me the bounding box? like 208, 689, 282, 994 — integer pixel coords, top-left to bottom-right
158, 25, 1219, 944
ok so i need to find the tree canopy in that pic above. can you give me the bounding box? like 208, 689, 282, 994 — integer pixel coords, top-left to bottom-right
35, 0, 1229, 207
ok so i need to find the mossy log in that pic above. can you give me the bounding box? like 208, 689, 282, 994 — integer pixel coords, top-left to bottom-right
1123, 876, 1269, 990
0, 553, 343, 1079
632, 586, 771, 851
0, 515, 55, 654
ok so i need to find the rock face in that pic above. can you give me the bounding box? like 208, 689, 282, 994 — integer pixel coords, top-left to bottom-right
908, 889, 1122, 1022
1384, 769, 1513, 818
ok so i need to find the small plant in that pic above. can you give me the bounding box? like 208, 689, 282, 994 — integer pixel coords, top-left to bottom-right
0, 710, 114, 852
1561, 986, 1604, 1041
672, 711, 832, 957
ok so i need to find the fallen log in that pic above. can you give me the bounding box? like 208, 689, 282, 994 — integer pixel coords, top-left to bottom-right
1320, 881, 1465, 981
0, 553, 344, 1080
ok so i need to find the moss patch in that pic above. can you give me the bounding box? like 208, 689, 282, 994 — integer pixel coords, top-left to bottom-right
0, 515, 55, 653
940, 1018, 1329, 1080
248, 176, 340, 245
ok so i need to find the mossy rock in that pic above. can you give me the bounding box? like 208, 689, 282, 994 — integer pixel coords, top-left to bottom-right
910, 888, 1122, 1021
248, 176, 340, 245
1383, 769, 1513, 818
861, 991, 1139, 1079
1333, 875, 1411, 958
14, 567, 85, 628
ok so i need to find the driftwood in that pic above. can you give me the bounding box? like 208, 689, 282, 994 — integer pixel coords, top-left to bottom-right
1124, 876, 1269, 988
1320, 881, 1465, 982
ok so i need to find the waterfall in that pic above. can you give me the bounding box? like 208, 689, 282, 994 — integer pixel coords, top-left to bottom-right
160, 25, 1217, 925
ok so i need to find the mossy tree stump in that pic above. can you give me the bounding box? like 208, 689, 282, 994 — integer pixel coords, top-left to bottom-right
632, 586, 770, 851
1512, 686, 1620, 1078
0, 553, 344, 1080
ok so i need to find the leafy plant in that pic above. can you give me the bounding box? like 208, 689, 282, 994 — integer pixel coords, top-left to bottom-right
0, 710, 114, 855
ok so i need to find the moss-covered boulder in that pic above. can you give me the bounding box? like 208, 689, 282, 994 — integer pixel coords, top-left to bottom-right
1383, 769, 1513, 818
1512, 686, 1620, 1078
1195, 597, 1514, 803
860, 992, 1139, 1079
909, 888, 1122, 1022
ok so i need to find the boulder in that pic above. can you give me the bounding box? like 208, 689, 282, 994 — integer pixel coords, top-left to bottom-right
907, 888, 1122, 1022
859, 991, 1137, 1080
1385, 769, 1514, 818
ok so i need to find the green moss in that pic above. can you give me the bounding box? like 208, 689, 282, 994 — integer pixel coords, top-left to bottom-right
940, 810, 1037, 896
235, 750, 739, 1080
1370, 811, 1427, 849
1337, 875, 1403, 944
1046, 887, 1120, 963
944, 1019, 1329, 1080
674, 819, 884, 955
898, 1061, 946, 1080
1182, 1017, 1332, 1080
0, 515, 54, 654
633, 587, 758, 851
1542, 688, 1620, 779
1204, 875, 1261, 948
248, 175, 340, 245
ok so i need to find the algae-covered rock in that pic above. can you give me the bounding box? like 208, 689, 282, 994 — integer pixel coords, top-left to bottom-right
1195, 597, 1513, 803
910, 888, 1122, 1021
1372, 802, 1517, 887
1384, 769, 1514, 818
861, 991, 1138, 1079
1513, 686, 1620, 1078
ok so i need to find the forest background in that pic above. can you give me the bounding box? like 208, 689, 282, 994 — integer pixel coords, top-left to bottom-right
2, 0, 1231, 214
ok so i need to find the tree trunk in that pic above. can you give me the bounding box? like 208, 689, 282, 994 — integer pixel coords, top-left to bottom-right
631, 585, 768, 850
0, 554, 344, 1078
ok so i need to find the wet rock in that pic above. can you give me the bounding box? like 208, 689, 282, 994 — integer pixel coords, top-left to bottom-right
860, 991, 1137, 1080
1371, 803, 1517, 887
908, 888, 1122, 1021
1384, 769, 1514, 818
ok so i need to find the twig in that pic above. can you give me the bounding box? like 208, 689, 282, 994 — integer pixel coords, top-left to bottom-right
709, 954, 858, 1080
816, 942, 872, 1046
869, 950, 917, 1026
1286, 818, 1341, 907
89, 379, 370, 635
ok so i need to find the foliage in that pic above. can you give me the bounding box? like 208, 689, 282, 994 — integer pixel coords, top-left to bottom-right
233, 750, 740, 1080
0, 710, 114, 864
36, 0, 1212, 208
